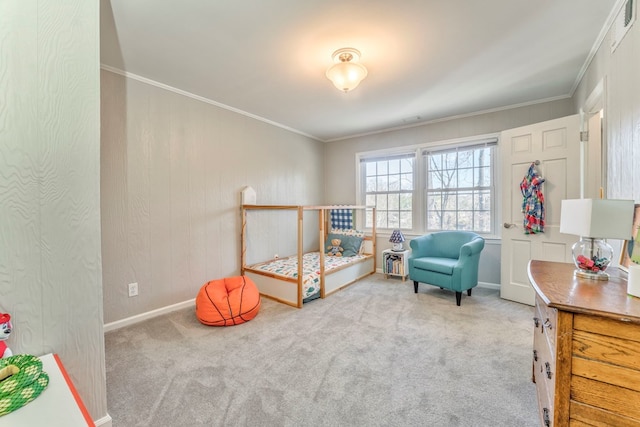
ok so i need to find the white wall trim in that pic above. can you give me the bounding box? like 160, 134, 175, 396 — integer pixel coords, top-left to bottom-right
103, 299, 195, 333
477, 281, 500, 290
105, 278, 502, 333
99, 64, 320, 142
571, 0, 628, 96
95, 414, 113, 427
326, 96, 570, 142
374, 269, 500, 290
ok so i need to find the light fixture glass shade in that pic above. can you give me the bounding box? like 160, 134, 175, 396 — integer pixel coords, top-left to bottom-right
326, 48, 368, 92
389, 229, 405, 251
560, 199, 635, 280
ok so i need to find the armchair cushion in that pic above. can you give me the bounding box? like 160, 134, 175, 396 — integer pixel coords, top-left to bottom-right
412, 257, 457, 275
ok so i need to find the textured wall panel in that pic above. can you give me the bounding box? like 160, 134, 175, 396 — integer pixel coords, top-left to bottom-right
1, 0, 107, 423
100, 70, 325, 324
0, 0, 41, 353
574, 12, 640, 202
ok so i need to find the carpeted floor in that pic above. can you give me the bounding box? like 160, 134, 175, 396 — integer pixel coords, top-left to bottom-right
105, 274, 538, 426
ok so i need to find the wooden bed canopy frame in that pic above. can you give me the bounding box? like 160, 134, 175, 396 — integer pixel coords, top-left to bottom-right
241, 204, 377, 308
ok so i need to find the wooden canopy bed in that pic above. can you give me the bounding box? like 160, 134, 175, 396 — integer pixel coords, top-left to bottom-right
241, 204, 376, 308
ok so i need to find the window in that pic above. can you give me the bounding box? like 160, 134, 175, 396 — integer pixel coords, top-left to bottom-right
361, 153, 415, 230
424, 142, 495, 233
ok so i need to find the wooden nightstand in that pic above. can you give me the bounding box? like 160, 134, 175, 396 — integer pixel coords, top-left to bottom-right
382, 249, 410, 281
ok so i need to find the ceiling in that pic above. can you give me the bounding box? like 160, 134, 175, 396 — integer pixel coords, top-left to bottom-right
100, 0, 619, 142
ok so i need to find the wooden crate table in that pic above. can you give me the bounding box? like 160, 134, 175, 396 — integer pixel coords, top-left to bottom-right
382, 248, 410, 281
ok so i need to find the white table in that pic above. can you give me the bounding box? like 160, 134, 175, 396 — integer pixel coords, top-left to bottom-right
0, 353, 94, 426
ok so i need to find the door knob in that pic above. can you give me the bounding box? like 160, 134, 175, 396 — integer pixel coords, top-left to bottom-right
503, 222, 516, 229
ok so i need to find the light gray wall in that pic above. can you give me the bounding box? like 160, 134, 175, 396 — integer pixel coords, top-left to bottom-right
573, 9, 640, 202
0, 0, 107, 423
100, 70, 325, 325
325, 99, 575, 285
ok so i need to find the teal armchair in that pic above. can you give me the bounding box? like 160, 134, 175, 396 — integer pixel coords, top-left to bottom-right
408, 231, 485, 306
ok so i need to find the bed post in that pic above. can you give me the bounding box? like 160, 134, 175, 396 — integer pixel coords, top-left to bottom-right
319, 208, 326, 299
297, 206, 304, 308
241, 205, 247, 275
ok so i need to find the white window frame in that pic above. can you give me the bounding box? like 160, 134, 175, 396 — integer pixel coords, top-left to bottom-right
358, 151, 417, 231
423, 139, 497, 234
356, 134, 499, 237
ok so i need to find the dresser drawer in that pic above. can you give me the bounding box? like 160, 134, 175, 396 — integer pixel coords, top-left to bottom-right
571, 313, 640, 424
535, 296, 558, 350
533, 347, 554, 427
533, 300, 558, 426
536, 379, 553, 427
573, 313, 640, 342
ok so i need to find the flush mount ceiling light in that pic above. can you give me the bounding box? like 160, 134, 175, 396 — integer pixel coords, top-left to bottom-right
325, 48, 368, 93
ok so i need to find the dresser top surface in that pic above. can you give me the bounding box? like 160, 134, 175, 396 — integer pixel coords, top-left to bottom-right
528, 260, 640, 323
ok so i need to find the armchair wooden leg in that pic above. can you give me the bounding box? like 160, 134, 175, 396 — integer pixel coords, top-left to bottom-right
455, 291, 462, 306
413, 281, 419, 293
467, 289, 472, 296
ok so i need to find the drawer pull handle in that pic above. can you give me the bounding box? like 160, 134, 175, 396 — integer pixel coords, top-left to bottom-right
543, 407, 550, 427
533, 349, 538, 361
544, 318, 552, 330
545, 362, 552, 379
533, 317, 540, 328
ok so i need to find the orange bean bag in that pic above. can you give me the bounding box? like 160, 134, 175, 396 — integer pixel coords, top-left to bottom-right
195, 276, 261, 326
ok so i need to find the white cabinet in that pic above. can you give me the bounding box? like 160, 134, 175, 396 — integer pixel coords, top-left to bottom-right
382, 249, 410, 281
0, 353, 94, 426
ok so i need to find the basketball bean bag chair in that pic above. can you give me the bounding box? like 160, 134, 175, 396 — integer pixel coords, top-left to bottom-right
195, 276, 261, 326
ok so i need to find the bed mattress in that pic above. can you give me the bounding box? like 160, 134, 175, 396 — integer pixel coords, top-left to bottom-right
250, 252, 370, 299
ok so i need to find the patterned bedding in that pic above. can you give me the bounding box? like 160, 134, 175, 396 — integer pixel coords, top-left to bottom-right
250, 252, 370, 299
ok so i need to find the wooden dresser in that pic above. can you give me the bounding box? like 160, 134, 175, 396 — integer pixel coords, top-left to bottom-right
528, 260, 640, 427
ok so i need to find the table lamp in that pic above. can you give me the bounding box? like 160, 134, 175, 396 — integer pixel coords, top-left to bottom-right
559, 199, 634, 280
389, 229, 406, 251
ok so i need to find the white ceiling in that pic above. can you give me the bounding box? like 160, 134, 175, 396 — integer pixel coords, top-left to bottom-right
100, 0, 619, 142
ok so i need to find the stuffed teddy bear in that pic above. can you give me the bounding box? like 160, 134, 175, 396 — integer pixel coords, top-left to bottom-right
327, 238, 344, 257
0, 313, 12, 358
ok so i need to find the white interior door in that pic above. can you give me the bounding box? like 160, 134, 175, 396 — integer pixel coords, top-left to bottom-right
584, 112, 603, 199
500, 115, 581, 305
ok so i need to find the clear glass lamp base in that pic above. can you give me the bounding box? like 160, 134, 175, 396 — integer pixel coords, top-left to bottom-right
572, 237, 613, 281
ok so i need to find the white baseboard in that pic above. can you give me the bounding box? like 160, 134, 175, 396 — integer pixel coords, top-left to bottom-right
103, 279, 501, 333
104, 299, 195, 333
95, 414, 113, 427
376, 269, 500, 290
477, 281, 500, 290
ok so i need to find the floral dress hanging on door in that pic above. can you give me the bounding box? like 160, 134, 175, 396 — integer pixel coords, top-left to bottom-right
520, 163, 545, 234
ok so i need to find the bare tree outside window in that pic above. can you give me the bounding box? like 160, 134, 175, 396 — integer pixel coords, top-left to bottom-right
362, 154, 414, 230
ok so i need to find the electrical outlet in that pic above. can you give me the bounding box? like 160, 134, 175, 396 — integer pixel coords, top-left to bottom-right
128, 282, 139, 297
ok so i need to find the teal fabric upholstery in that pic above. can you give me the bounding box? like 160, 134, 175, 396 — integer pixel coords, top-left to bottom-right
408, 231, 485, 306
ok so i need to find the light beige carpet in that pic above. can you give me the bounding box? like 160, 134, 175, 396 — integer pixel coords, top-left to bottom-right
105, 274, 538, 426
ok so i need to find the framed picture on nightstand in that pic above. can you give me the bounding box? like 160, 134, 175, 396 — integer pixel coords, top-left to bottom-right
620, 204, 640, 272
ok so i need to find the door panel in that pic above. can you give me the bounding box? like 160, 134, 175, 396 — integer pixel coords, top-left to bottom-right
500, 115, 581, 305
